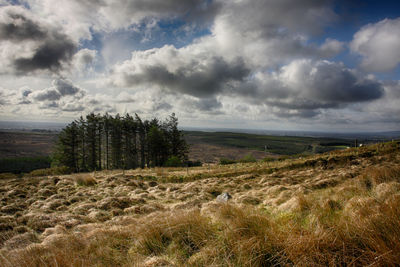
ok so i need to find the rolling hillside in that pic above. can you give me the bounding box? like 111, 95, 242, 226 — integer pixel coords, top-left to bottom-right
0, 142, 399, 266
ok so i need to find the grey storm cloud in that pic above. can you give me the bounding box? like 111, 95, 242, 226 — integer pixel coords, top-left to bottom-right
193, 97, 222, 111
13, 39, 76, 74
235, 60, 384, 117
32, 88, 61, 101
0, 12, 46, 41
153, 101, 172, 111
0, 91, 5, 105
309, 65, 383, 103
53, 79, 80, 96
31, 79, 85, 102
61, 103, 85, 112
272, 109, 319, 119
141, 58, 248, 97
0, 6, 77, 74
38, 101, 59, 109
115, 51, 250, 98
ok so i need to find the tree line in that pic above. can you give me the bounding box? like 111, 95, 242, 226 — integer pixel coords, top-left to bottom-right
0, 156, 51, 174
53, 113, 188, 172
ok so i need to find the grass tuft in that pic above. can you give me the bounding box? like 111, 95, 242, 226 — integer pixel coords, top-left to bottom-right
74, 174, 97, 186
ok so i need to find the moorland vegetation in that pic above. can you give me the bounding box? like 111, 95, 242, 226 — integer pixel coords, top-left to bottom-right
0, 141, 399, 266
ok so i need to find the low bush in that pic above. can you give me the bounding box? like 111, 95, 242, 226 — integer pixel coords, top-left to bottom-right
164, 156, 183, 167
186, 160, 202, 167
262, 157, 276, 162
0, 156, 51, 174
219, 158, 236, 165
28, 166, 71, 177
239, 154, 257, 163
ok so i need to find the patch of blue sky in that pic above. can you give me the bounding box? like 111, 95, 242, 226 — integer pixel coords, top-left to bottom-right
80, 30, 103, 51
157, 18, 212, 48
3, 0, 29, 8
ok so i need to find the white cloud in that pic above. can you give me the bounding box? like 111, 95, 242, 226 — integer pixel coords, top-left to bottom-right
351, 18, 400, 72
72, 48, 97, 74
319, 38, 345, 57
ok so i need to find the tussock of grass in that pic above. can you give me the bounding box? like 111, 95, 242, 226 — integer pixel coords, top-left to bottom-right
130, 210, 214, 264
364, 165, 400, 185
74, 174, 97, 186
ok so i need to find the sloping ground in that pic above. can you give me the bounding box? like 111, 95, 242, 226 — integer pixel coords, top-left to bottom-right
0, 142, 399, 266
188, 142, 273, 163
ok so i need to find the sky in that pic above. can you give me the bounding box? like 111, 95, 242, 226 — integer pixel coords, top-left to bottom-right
0, 0, 400, 132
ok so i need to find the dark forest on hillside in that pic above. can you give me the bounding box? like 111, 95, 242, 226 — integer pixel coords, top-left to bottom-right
54, 113, 188, 172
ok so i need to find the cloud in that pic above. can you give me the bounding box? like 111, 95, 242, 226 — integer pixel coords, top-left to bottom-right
115, 91, 136, 103
178, 96, 223, 114
208, 0, 337, 68
111, 45, 250, 98
351, 18, 400, 72
319, 38, 345, 57
233, 59, 384, 117
97, 0, 220, 29
30, 79, 85, 101
38, 100, 58, 109
61, 102, 85, 112
0, 6, 77, 74
357, 80, 400, 124
0, 10, 46, 40
31, 88, 60, 101
53, 79, 81, 96
72, 48, 96, 73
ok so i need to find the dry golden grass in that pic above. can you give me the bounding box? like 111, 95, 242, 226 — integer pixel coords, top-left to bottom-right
73, 173, 97, 186
0, 141, 399, 266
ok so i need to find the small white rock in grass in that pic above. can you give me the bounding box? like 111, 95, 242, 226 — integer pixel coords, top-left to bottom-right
216, 192, 232, 202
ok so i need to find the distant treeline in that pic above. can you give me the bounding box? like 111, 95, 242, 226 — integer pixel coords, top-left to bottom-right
0, 156, 51, 174
53, 113, 188, 172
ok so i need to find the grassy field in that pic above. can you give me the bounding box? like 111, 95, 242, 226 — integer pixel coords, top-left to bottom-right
0, 141, 399, 266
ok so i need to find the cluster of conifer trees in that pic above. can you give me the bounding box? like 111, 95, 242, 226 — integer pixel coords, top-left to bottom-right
53, 113, 188, 172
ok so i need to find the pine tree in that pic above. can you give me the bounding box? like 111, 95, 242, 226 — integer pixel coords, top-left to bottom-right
122, 114, 137, 169
135, 114, 146, 169
147, 119, 167, 167
103, 113, 111, 170
110, 114, 123, 169
77, 116, 87, 171
53, 121, 79, 172
86, 113, 98, 171
166, 113, 188, 161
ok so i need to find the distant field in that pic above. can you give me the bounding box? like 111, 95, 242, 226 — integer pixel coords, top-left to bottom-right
0, 131, 58, 158
184, 131, 356, 156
